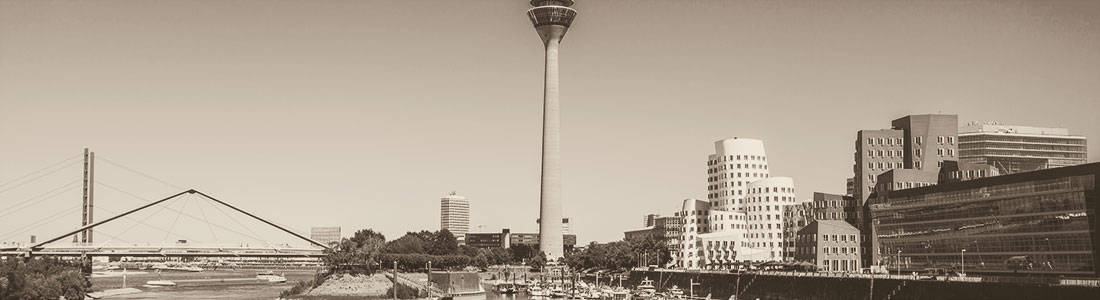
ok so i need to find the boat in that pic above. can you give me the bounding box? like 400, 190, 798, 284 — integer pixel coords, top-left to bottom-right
634, 277, 657, 297
497, 284, 517, 294
666, 285, 685, 299
528, 285, 551, 297
144, 280, 176, 287
550, 286, 567, 298
257, 271, 287, 283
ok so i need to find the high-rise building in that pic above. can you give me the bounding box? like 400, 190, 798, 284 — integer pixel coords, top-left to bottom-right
707, 138, 770, 211
440, 192, 470, 243
682, 137, 801, 268
309, 227, 341, 248
959, 122, 1088, 174
528, 0, 577, 261
854, 114, 958, 204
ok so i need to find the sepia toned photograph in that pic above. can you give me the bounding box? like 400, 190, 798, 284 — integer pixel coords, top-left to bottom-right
1, 0, 1098, 299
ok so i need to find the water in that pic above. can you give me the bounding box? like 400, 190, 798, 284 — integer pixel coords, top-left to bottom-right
89, 269, 319, 299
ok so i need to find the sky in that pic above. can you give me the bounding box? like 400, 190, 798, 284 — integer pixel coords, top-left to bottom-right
1, 0, 1098, 246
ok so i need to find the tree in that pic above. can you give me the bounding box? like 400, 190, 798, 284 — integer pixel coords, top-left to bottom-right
323, 229, 387, 274
528, 251, 548, 271
385, 235, 427, 254
510, 244, 536, 262
0, 258, 89, 300
431, 229, 459, 255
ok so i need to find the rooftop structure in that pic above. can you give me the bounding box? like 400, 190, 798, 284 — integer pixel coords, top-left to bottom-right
959, 122, 1087, 174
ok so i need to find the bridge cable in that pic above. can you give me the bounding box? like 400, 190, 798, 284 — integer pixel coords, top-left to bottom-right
0, 204, 82, 241
93, 198, 204, 247
194, 196, 219, 241
97, 181, 271, 245
0, 154, 80, 189
0, 179, 81, 219
0, 156, 80, 195
207, 198, 278, 249
96, 156, 187, 190
161, 194, 190, 243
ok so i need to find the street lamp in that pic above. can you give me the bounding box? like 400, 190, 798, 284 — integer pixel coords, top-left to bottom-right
960, 249, 966, 276
896, 250, 902, 276
689, 279, 701, 298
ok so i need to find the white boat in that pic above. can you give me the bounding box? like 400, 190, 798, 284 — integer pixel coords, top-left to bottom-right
145, 280, 176, 287
528, 286, 552, 297
257, 271, 287, 283
666, 285, 685, 299
635, 277, 657, 297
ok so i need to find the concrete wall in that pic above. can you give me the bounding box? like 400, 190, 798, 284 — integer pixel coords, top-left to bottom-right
627, 270, 1097, 300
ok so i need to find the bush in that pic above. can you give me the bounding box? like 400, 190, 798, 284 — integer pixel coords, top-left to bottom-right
0, 258, 89, 300
279, 279, 314, 298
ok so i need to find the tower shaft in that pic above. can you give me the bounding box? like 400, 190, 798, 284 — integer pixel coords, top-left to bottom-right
539, 35, 564, 261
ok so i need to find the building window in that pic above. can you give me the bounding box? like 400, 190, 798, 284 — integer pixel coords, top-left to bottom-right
937, 148, 944, 156
948, 136, 955, 144
938, 136, 944, 144
947, 149, 954, 156
915, 136, 923, 145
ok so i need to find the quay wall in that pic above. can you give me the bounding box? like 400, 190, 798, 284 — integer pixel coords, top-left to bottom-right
627, 270, 1098, 300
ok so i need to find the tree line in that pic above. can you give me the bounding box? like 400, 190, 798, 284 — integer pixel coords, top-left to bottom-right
323, 228, 547, 274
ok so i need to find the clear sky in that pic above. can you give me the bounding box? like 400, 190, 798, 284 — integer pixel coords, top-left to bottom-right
2, 0, 1098, 246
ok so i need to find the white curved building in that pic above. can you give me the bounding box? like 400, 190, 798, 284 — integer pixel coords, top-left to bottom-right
744, 177, 797, 260
676, 198, 709, 269
707, 138, 771, 211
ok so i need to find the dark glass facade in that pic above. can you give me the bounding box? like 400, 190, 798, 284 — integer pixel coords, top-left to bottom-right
870, 163, 1099, 277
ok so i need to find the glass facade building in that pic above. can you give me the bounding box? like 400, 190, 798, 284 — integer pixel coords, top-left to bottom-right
870, 162, 1099, 277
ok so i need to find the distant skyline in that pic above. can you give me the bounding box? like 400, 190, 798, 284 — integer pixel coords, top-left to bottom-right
1, 0, 1098, 245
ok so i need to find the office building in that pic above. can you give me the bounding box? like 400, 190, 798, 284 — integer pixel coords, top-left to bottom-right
528, 0, 578, 262
795, 220, 862, 272
625, 215, 683, 247
813, 192, 858, 223
536, 217, 572, 235
707, 138, 771, 210
465, 228, 577, 250
869, 162, 1100, 277
309, 227, 341, 247
440, 192, 470, 243
782, 201, 815, 261
854, 114, 959, 204
959, 122, 1087, 174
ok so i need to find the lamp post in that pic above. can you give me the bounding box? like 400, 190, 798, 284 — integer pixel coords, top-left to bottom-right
896, 250, 901, 276
689, 279, 701, 299
960, 249, 966, 276
427, 260, 432, 299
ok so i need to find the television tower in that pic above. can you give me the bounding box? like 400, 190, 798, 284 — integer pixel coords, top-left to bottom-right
528, 0, 576, 261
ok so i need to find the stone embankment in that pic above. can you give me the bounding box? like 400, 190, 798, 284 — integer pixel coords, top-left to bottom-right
304, 273, 393, 297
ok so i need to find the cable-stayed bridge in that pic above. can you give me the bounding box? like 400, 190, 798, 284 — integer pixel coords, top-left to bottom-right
0, 150, 328, 261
